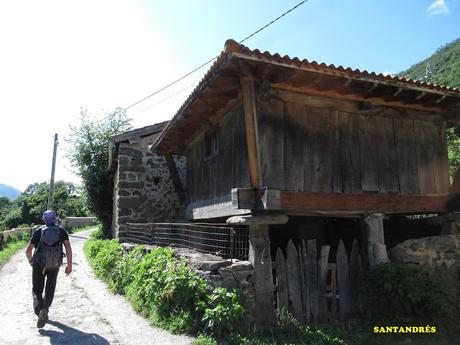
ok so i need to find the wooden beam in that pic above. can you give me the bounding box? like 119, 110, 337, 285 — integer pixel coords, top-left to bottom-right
368, 83, 378, 93
240, 75, 262, 187
186, 196, 251, 220
393, 88, 403, 96
436, 95, 446, 104
233, 188, 455, 214
164, 154, 186, 205
416, 92, 427, 100
270, 83, 443, 113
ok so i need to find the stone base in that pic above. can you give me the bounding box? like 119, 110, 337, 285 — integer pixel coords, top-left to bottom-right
389, 234, 460, 299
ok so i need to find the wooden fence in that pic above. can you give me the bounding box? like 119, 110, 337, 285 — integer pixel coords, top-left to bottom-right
274, 238, 363, 323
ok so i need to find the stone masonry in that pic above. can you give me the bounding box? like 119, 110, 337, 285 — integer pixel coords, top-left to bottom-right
113, 133, 186, 241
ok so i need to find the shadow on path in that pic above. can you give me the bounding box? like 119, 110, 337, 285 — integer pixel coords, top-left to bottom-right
39, 320, 110, 345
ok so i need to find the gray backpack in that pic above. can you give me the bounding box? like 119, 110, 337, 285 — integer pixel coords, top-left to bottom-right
33, 225, 63, 271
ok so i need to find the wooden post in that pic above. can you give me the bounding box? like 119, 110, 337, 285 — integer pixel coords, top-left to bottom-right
318, 245, 331, 322
47, 133, 58, 210
275, 248, 288, 315
240, 75, 262, 188
164, 154, 186, 205
286, 239, 303, 322
307, 239, 319, 323
364, 213, 389, 266
336, 239, 351, 320
227, 214, 288, 330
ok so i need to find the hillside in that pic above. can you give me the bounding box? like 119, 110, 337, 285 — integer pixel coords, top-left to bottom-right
399, 38, 460, 88
0, 183, 21, 200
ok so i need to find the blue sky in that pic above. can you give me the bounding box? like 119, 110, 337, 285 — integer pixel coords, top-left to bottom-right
0, 0, 459, 191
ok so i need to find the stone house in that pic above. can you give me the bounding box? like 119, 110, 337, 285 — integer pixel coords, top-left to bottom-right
115, 40, 460, 328
109, 121, 186, 241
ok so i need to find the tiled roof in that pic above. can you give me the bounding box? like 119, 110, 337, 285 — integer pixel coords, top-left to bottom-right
153, 39, 460, 154
223, 39, 459, 93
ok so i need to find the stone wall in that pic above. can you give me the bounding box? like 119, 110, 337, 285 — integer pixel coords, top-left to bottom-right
113, 134, 186, 241
61, 217, 98, 228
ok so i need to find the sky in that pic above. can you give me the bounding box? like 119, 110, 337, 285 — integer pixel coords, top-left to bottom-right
0, 0, 459, 192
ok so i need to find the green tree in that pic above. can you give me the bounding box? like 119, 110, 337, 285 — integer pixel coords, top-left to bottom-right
0, 181, 89, 230
65, 107, 132, 237
0, 197, 11, 220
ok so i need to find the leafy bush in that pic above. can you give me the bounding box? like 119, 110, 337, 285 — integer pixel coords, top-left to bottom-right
85, 240, 245, 336
88, 240, 123, 282
202, 288, 244, 335
366, 263, 456, 320
89, 225, 110, 240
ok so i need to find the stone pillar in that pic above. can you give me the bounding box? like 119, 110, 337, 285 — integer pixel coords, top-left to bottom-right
227, 214, 288, 331
364, 213, 389, 266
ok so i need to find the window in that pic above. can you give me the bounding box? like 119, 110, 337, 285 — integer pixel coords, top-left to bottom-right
204, 128, 219, 159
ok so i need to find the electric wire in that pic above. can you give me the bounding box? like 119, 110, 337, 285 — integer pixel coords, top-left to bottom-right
80, 0, 310, 126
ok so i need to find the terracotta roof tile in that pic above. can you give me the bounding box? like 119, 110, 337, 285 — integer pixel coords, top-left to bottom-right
153, 39, 460, 154
222, 39, 459, 93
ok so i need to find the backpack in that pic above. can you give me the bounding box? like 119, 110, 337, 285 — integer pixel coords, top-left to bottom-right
33, 225, 63, 271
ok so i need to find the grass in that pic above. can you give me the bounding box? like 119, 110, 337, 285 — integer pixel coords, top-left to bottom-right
192, 318, 458, 345
0, 238, 28, 265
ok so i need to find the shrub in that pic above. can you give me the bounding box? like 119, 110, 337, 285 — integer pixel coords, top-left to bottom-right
87, 240, 123, 283
89, 225, 110, 240
85, 240, 245, 336
366, 263, 456, 320
202, 288, 244, 336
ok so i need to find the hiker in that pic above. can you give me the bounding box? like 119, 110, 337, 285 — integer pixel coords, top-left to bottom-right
25, 210, 72, 328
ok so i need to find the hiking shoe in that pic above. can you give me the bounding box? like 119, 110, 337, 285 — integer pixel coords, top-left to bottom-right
37, 308, 48, 328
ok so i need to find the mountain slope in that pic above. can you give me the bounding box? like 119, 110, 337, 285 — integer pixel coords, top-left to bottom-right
398, 38, 460, 89
0, 183, 21, 200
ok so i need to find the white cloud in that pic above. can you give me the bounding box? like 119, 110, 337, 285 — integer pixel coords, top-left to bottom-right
427, 0, 450, 16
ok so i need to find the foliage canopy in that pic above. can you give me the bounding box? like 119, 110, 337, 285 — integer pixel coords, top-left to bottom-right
66, 107, 132, 236
0, 181, 89, 230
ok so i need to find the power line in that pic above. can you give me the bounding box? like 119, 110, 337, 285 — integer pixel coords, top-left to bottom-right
238, 0, 308, 44
132, 84, 196, 115
124, 0, 310, 112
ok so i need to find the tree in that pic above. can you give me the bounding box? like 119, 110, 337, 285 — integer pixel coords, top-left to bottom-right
0, 181, 89, 230
0, 197, 11, 219
66, 107, 132, 237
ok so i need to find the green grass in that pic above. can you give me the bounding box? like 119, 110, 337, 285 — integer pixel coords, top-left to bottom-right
192, 319, 458, 345
0, 238, 28, 265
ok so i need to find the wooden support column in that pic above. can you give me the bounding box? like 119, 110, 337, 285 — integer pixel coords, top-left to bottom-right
164, 154, 186, 205
240, 75, 262, 188
363, 213, 389, 266
227, 214, 288, 330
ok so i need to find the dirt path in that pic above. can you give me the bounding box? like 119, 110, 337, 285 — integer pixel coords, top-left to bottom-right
0, 230, 193, 345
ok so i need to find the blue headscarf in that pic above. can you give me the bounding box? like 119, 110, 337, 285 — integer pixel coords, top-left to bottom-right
42, 210, 57, 225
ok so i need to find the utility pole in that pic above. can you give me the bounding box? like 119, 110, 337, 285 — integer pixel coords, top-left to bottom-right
47, 133, 58, 210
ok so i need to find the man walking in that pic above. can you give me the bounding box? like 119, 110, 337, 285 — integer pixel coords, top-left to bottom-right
25, 210, 72, 328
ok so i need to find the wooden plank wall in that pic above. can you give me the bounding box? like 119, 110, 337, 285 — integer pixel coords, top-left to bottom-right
258, 91, 450, 196
187, 104, 250, 204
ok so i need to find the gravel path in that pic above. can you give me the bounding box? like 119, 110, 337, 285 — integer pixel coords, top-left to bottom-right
0, 230, 193, 345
